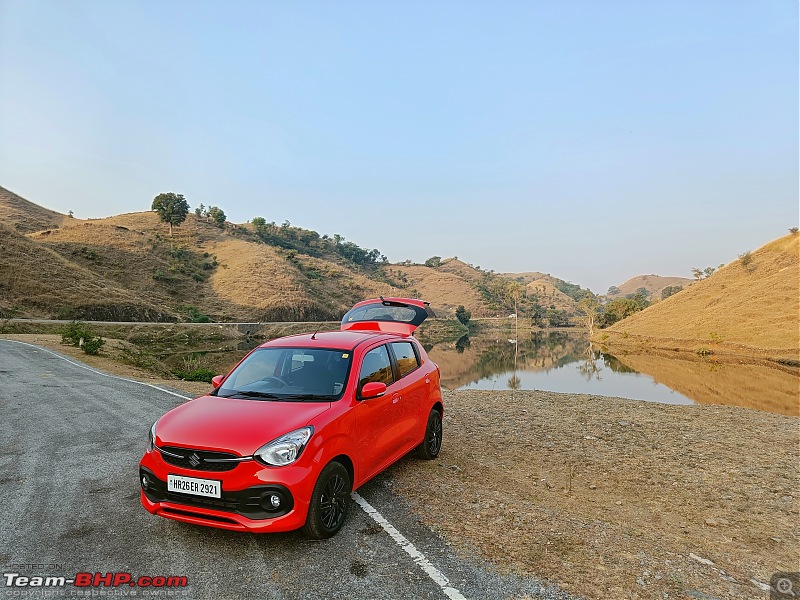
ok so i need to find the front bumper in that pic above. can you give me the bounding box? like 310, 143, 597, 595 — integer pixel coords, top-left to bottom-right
139, 449, 316, 533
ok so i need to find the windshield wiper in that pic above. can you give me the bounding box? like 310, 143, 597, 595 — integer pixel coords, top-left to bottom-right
219, 390, 282, 400
276, 394, 338, 401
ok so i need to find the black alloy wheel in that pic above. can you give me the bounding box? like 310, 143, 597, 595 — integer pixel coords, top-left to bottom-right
302, 461, 351, 539
416, 408, 442, 459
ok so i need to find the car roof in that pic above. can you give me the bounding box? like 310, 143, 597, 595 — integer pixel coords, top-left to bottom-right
259, 330, 410, 351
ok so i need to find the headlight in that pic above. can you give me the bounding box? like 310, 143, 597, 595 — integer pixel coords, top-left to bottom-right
148, 421, 158, 452
254, 427, 314, 466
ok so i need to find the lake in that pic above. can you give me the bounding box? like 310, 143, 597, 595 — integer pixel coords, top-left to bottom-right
425, 331, 799, 416
142, 329, 798, 416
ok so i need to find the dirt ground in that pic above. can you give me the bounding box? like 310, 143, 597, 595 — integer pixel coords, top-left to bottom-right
392, 390, 799, 599
5, 334, 798, 599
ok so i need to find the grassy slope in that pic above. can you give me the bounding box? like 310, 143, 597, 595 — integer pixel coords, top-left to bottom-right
0, 186, 65, 233
0, 223, 168, 319
0, 192, 426, 320
609, 274, 694, 299
601, 233, 799, 355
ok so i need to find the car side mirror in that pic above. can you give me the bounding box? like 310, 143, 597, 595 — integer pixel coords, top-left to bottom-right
360, 381, 387, 400
211, 375, 225, 388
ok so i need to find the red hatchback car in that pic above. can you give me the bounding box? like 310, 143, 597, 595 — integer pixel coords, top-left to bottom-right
139, 298, 443, 538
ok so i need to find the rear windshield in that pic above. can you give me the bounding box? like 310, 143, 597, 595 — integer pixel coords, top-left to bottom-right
216, 347, 352, 402
341, 300, 433, 328
343, 304, 419, 324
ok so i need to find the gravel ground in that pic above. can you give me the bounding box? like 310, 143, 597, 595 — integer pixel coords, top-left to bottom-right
390, 389, 799, 599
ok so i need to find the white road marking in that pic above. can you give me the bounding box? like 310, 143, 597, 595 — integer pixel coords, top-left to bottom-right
4, 339, 466, 598
0, 339, 192, 400
352, 492, 467, 600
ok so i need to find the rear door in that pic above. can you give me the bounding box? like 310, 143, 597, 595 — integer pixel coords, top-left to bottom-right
388, 341, 427, 449
341, 297, 434, 336
353, 344, 404, 479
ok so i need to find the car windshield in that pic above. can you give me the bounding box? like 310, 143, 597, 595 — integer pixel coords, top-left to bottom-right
216, 347, 352, 402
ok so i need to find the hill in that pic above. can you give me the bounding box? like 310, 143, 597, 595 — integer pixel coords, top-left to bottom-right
599, 233, 799, 358
607, 274, 693, 300
0, 187, 585, 323
0, 186, 66, 233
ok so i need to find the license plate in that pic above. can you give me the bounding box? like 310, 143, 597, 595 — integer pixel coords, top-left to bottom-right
167, 474, 221, 498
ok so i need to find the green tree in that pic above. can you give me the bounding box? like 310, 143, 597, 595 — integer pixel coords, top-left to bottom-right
577, 295, 600, 336
455, 305, 471, 326
424, 256, 442, 268
607, 286, 620, 296
661, 285, 683, 299
547, 308, 571, 327
598, 295, 649, 327
151, 192, 189, 236
251, 216, 266, 231
208, 206, 226, 228
194, 203, 205, 217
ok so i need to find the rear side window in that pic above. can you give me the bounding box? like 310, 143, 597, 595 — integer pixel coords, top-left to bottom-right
359, 346, 394, 389
391, 342, 420, 378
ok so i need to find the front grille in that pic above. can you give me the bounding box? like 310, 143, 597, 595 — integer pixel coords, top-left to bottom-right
140, 467, 294, 521
158, 446, 244, 472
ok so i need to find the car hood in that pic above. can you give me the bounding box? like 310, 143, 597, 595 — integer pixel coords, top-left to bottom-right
155, 395, 331, 456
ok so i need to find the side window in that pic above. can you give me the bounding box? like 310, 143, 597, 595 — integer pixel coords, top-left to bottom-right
358, 346, 394, 390
391, 342, 420, 378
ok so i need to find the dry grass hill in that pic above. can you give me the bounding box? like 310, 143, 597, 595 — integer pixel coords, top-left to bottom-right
600, 233, 799, 358
0, 186, 583, 323
0, 186, 65, 233
607, 274, 693, 300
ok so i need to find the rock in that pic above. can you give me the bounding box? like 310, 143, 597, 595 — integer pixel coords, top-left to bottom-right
689, 553, 715, 566
750, 579, 771, 592
704, 518, 718, 527
615, 501, 622, 506
770, 537, 782, 543
636, 577, 646, 587
618, 420, 630, 426
589, 484, 597, 490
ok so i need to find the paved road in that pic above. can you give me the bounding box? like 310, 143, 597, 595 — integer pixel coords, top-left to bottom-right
0, 340, 574, 600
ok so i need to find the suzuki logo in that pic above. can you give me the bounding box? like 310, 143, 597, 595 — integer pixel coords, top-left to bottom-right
188, 453, 201, 467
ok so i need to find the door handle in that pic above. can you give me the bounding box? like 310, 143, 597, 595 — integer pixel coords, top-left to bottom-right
392, 393, 400, 404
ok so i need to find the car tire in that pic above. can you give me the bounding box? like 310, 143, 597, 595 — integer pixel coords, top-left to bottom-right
302, 461, 351, 539
416, 408, 442, 460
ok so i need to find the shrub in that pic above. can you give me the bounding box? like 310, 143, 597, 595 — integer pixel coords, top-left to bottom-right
455, 305, 471, 326
176, 368, 215, 383
82, 337, 105, 355
61, 321, 92, 346
61, 321, 105, 355
738, 251, 754, 272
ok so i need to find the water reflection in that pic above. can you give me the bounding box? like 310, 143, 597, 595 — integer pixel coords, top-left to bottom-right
427, 332, 799, 415
136, 329, 798, 416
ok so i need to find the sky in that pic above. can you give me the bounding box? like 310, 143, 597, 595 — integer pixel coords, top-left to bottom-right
0, 1, 797, 293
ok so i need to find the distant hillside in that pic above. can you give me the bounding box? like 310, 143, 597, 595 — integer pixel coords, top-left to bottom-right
0, 187, 586, 322
600, 233, 799, 357
607, 274, 693, 300
0, 186, 65, 233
